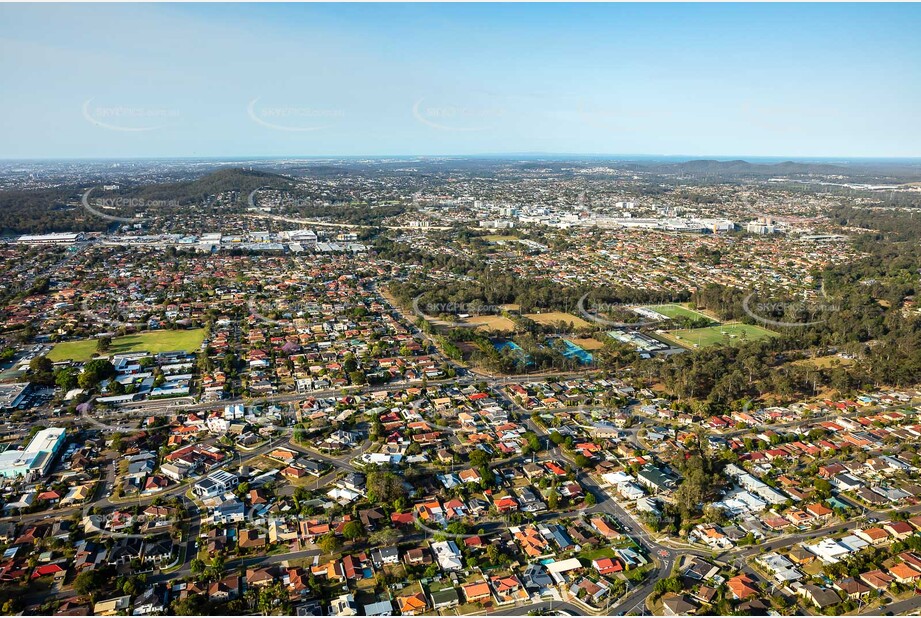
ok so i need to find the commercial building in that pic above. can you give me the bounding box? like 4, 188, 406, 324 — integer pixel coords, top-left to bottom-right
0, 382, 31, 412
0, 427, 66, 479
16, 232, 84, 245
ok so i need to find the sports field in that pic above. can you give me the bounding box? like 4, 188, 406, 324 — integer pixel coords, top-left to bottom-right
48, 328, 207, 362
566, 337, 606, 351
464, 315, 516, 332
525, 312, 591, 328
660, 323, 776, 349
640, 303, 716, 323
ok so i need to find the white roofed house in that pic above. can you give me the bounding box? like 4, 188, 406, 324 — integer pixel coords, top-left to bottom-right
193, 470, 238, 499
545, 557, 584, 584
804, 538, 852, 564
132, 584, 168, 615
224, 403, 245, 419
206, 414, 230, 434
363, 600, 393, 616
635, 496, 661, 515
832, 473, 863, 491
331, 593, 358, 616
757, 553, 803, 583
324, 429, 361, 450
601, 470, 634, 486
94, 595, 132, 616
4, 492, 35, 511
431, 540, 463, 571
617, 482, 646, 501
371, 546, 399, 568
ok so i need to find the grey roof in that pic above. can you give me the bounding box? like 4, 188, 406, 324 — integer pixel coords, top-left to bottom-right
430, 587, 460, 605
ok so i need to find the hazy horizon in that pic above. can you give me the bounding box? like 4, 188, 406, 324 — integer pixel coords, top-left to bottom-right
4, 153, 921, 165
2, 3, 920, 159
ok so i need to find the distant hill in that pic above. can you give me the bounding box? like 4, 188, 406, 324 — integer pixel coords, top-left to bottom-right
117, 168, 294, 204
637, 159, 852, 177
0, 168, 295, 235
0, 185, 94, 236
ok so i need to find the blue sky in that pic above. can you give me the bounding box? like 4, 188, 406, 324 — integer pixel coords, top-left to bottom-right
1, 3, 919, 159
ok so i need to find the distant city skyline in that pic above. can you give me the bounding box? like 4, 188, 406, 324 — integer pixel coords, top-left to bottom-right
1, 3, 920, 159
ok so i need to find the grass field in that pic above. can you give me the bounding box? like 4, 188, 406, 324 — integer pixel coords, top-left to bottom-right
567, 337, 605, 351
48, 328, 207, 362
524, 311, 591, 328
464, 315, 516, 332
791, 355, 855, 369
579, 546, 617, 561
482, 234, 519, 242
641, 303, 716, 323
660, 323, 776, 349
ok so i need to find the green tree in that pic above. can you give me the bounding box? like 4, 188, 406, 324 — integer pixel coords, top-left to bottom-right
73, 569, 104, 596
318, 533, 342, 554
78, 359, 116, 389
369, 527, 400, 546
469, 449, 490, 468
55, 367, 79, 391
815, 478, 832, 499
342, 521, 364, 540
28, 355, 55, 385
366, 470, 406, 504
172, 595, 208, 616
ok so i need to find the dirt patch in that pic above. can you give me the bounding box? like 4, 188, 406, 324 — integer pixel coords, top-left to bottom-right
464, 315, 517, 331
791, 355, 855, 369
567, 337, 605, 351
525, 311, 591, 328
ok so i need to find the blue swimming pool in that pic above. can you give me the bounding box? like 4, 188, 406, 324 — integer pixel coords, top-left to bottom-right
495, 340, 523, 353
557, 339, 593, 364
494, 340, 534, 366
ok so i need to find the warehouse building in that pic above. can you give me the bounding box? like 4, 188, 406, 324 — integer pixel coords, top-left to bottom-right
0, 427, 66, 479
